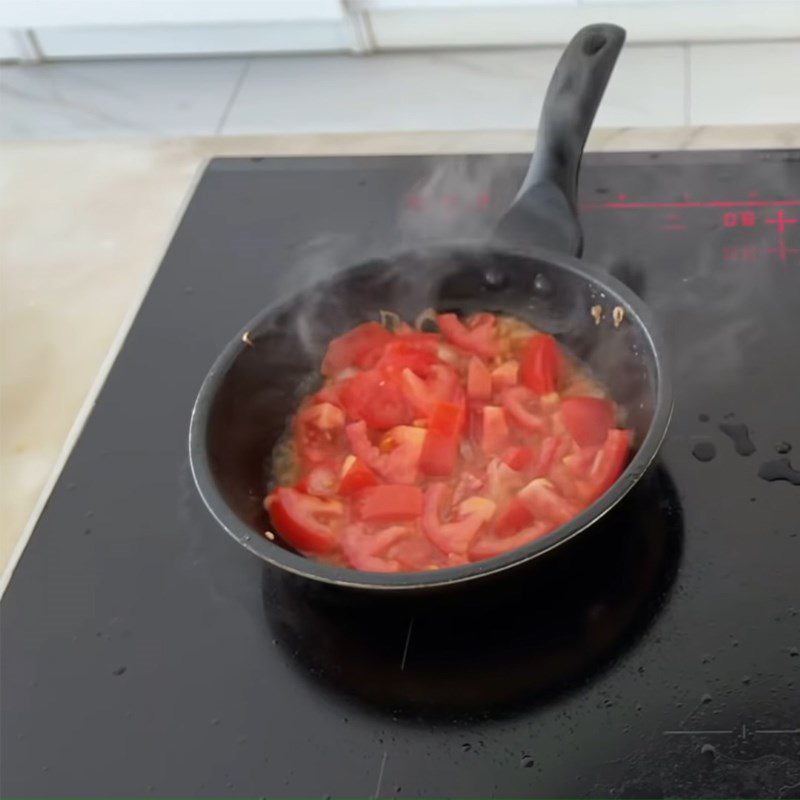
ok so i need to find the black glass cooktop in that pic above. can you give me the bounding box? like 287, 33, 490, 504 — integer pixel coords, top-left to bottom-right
2, 151, 799, 798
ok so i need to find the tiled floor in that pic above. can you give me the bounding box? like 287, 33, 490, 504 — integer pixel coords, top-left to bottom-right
1, 41, 797, 139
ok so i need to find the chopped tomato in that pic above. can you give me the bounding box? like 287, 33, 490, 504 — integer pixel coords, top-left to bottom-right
346, 421, 426, 484
401, 364, 460, 417
467, 357, 493, 401
502, 387, 548, 433
580, 428, 631, 502
419, 401, 464, 476
518, 478, 580, 526
295, 402, 346, 466
561, 397, 616, 446
470, 522, 553, 560
266, 488, 343, 554
502, 446, 534, 471
341, 369, 411, 430
338, 456, 380, 496
421, 483, 493, 555
437, 313, 499, 358
520, 334, 562, 394
341, 524, 406, 572
321, 322, 392, 377
491, 359, 519, 392
481, 406, 510, 456
354, 484, 424, 522
270, 312, 630, 573
495, 496, 534, 536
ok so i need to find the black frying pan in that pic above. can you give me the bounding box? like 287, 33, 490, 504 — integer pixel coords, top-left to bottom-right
189, 23, 673, 593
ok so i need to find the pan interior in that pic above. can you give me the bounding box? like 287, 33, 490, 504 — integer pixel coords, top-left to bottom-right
204, 249, 659, 554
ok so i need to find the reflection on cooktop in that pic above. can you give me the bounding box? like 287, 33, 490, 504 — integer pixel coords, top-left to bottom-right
261, 464, 683, 720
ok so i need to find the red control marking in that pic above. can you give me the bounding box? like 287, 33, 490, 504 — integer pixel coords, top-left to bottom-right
584, 199, 800, 210
765, 209, 798, 235
767, 239, 799, 263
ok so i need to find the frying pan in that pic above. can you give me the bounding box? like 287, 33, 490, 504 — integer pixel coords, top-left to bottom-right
189, 23, 673, 593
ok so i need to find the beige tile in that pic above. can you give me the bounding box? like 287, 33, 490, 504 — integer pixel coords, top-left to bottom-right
689, 42, 800, 125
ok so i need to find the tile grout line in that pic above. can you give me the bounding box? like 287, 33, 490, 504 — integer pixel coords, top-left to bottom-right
683, 43, 692, 126
215, 58, 252, 136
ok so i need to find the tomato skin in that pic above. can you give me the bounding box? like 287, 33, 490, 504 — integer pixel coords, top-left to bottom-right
388, 535, 443, 571
354, 484, 424, 522
421, 483, 490, 556
340, 369, 412, 430
561, 397, 616, 446
494, 496, 534, 536
437, 313, 500, 358
322, 322, 392, 377
341, 524, 406, 572
502, 387, 548, 433
580, 428, 631, 502
467, 357, 493, 401
502, 446, 534, 471
419, 401, 463, 476
520, 334, 562, 394
518, 478, 580, 526
377, 339, 439, 377
338, 456, 380, 496
266, 488, 343, 554
470, 521, 553, 560
481, 405, 510, 456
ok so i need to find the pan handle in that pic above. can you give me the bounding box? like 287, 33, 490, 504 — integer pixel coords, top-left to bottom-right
494, 24, 626, 257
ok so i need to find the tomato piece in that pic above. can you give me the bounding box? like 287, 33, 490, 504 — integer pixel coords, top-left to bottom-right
520, 334, 562, 394
321, 322, 392, 377
296, 465, 338, 498
388, 534, 444, 571
354, 485, 424, 522
421, 483, 492, 555
563, 445, 601, 476
377, 338, 439, 377
467, 357, 493, 401
481, 405, 510, 456
295, 402, 346, 466
532, 435, 570, 478
517, 478, 580, 526
341, 524, 406, 572
491, 359, 519, 392
580, 429, 631, 502
502, 446, 534, 471
495, 497, 534, 536
338, 456, 380, 496
266, 488, 343, 554
561, 397, 616, 447
501, 386, 548, 432
346, 421, 425, 484
437, 313, 499, 358
400, 364, 460, 417
340, 369, 411, 430
470, 522, 553, 560
419, 401, 464, 476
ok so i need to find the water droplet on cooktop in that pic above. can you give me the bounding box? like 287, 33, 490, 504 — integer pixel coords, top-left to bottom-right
790, 647, 799, 658
112, 665, 127, 676
776, 441, 792, 454
701, 653, 712, 664
742, 676, 751, 684
701, 693, 712, 704
211, 718, 220, 726
692, 441, 716, 462
758, 458, 800, 485
520, 755, 535, 768
698, 413, 710, 422
462, 743, 471, 752
718, 423, 756, 456
700, 743, 717, 758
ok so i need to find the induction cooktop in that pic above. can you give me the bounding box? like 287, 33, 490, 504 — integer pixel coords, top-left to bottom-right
2, 150, 799, 798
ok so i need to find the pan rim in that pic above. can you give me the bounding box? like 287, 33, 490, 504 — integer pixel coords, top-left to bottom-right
189, 243, 673, 591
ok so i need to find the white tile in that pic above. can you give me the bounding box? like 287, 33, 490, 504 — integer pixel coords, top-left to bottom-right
0, 58, 246, 139
689, 42, 800, 125
223, 44, 684, 135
